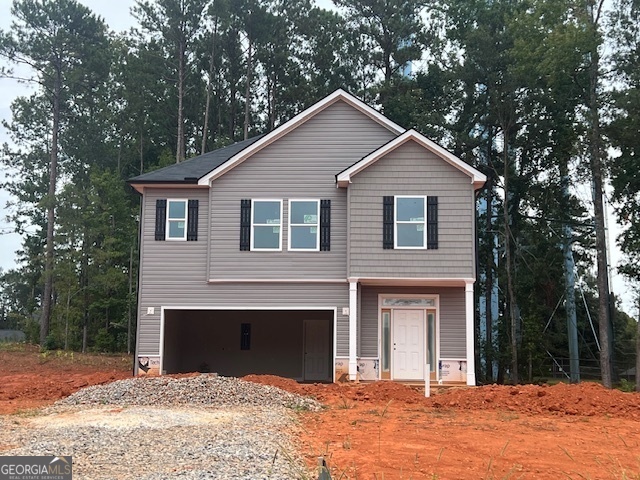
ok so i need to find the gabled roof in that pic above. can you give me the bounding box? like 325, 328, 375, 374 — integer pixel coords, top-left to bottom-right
336, 129, 487, 190
128, 135, 264, 191
197, 89, 405, 186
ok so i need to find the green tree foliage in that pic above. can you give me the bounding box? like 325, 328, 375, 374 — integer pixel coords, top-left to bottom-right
0, 0, 111, 345
608, 0, 640, 282
133, 0, 207, 163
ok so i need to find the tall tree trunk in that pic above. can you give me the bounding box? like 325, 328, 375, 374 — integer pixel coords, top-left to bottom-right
216, 52, 223, 138
139, 130, 144, 175
267, 72, 275, 131
40, 66, 61, 347
176, 39, 186, 163
561, 165, 580, 383
485, 173, 494, 381
243, 38, 253, 141
503, 130, 518, 384
201, 18, 218, 154
586, 1, 613, 388
229, 87, 236, 139
81, 230, 89, 353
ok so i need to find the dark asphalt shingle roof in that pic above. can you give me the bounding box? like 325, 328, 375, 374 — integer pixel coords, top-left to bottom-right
128, 135, 265, 183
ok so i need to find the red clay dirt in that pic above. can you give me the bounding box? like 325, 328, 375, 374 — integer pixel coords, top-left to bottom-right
2, 347, 639, 478
244, 375, 640, 479
0, 344, 131, 414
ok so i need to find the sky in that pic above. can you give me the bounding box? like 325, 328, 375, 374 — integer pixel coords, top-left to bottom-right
0, 0, 636, 315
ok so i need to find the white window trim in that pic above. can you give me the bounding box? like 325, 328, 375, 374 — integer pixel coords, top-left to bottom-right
288, 199, 320, 252
394, 195, 427, 249
166, 198, 188, 241
250, 199, 283, 251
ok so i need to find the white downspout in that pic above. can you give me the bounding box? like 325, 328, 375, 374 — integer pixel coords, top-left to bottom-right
349, 280, 358, 381
465, 280, 476, 386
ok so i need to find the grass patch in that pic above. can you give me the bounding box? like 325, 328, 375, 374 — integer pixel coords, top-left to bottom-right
335, 397, 355, 410
496, 411, 519, 422
0, 342, 30, 352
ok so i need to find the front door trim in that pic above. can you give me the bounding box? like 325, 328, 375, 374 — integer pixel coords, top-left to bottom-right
378, 294, 440, 382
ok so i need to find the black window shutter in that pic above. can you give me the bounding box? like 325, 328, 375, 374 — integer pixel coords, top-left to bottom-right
320, 199, 331, 251
155, 199, 167, 241
240, 199, 251, 251
427, 196, 438, 250
187, 199, 199, 241
383, 196, 394, 249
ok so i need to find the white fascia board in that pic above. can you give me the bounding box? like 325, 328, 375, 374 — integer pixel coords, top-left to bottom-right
129, 183, 209, 194
336, 130, 487, 190
356, 277, 475, 287
197, 89, 405, 186
207, 278, 348, 283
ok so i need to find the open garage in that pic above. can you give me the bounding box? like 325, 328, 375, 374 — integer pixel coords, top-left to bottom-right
162, 309, 334, 382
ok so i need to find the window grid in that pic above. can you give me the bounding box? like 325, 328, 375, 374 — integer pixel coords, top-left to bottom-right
394, 195, 427, 249
166, 199, 187, 241
250, 199, 283, 251
288, 199, 320, 251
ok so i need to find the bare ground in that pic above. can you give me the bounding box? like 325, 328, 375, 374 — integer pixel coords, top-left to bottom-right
2, 345, 639, 479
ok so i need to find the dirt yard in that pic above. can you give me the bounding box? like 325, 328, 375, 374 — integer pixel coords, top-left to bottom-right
1, 344, 640, 479
0, 344, 131, 414
243, 375, 640, 479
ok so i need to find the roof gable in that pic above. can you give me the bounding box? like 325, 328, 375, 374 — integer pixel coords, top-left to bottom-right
197, 89, 405, 186
336, 129, 486, 190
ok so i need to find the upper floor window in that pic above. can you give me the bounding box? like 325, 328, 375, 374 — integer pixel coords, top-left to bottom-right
167, 199, 188, 240
395, 196, 426, 249
155, 198, 198, 242
383, 195, 437, 250
289, 200, 319, 251
240, 198, 330, 252
251, 199, 282, 250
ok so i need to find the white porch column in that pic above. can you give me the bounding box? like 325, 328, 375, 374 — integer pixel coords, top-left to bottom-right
348, 280, 358, 381
465, 280, 476, 386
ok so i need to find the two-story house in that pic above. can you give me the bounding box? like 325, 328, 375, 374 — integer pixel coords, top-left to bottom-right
128, 89, 486, 385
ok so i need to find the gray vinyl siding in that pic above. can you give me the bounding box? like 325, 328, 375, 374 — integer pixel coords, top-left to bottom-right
208, 100, 396, 280
359, 286, 466, 359
136, 187, 350, 357
349, 140, 476, 278
137, 188, 209, 355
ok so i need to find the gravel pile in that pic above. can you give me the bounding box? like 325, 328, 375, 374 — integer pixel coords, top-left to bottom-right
55, 374, 322, 412
1, 406, 312, 479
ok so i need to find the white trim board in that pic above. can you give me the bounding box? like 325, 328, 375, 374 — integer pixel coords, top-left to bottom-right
207, 278, 348, 284
350, 277, 475, 287
130, 183, 208, 194
337, 129, 486, 190
198, 89, 405, 186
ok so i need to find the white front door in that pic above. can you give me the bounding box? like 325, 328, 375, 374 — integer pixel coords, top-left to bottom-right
304, 319, 331, 381
392, 309, 425, 380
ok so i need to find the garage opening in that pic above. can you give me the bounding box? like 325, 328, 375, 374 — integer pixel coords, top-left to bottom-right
162, 309, 334, 382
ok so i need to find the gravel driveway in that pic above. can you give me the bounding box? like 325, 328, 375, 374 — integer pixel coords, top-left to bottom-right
0, 376, 318, 479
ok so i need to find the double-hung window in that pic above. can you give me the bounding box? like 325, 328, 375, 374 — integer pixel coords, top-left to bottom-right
251, 200, 282, 250
167, 199, 188, 240
395, 196, 427, 249
289, 200, 319, 251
